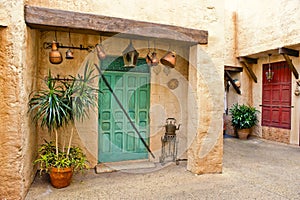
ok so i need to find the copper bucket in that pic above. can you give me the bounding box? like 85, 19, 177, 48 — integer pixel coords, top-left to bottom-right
49, 41, 63, 64
146, 52, 159, 67
160, 51, 176, 68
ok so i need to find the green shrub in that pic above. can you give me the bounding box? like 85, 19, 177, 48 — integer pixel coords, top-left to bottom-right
229, 103, 259, 129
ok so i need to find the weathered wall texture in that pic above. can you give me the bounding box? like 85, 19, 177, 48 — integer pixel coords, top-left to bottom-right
36, 31, 191, 165
262, 127, 290, 144
233, 0, 300, 145
0, 1, 37, 199
25, 0, 226, 173
0, 0, 229, 199
187, 0, 225, 174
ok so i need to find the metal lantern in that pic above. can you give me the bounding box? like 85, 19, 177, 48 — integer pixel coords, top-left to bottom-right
266, 54, 274, 82
122, 40, 139, 68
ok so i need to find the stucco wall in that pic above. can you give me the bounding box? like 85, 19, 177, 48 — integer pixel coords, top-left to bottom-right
232, 0, 300, 145
237, 0, 300, 57
25, 0, 226, 172
0, 0, 229, 199
36, 31, 191, 165
0, 1, 38, 199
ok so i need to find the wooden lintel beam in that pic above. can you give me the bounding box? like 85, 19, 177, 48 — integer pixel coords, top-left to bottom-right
225, 71, 241, 94
279, 47, 299, 57
224, 65, 243, 72
238, 57, 258, 64
281, 53, 299, 79
24, 6, 208, 45
239, 60, 258, 83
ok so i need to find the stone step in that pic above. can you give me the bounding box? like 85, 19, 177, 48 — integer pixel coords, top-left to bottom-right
95, 160, 156, 174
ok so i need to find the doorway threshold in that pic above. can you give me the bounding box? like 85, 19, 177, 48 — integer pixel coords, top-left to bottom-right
95, 160, 156, 174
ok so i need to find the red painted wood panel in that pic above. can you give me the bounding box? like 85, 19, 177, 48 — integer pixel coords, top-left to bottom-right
262, 61, 291, 129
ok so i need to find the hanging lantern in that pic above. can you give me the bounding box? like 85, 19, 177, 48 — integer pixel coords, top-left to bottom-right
65, 49, 74, 59
122, 40, 139, 68
266, 54, 274, 82
65, 32, 74, 59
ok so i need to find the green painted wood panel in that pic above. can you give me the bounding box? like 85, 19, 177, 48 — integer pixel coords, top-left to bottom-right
98, 58, 150, 162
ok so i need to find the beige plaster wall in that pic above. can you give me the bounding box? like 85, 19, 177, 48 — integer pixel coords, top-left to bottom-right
236, 0, 300, 57
232, 0, 300, 145
1, 0, 229, 198
0, 1, 38, 199
26, 0, 227, 169
187, 0, 225, 173
37, 31, 190, 165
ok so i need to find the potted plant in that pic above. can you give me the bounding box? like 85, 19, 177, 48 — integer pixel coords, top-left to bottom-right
229, 103, 259, 139
28, 63, 98, 188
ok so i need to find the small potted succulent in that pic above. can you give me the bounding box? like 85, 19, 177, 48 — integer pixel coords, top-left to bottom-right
28, 63, 98, 188
229, 103, 259, 139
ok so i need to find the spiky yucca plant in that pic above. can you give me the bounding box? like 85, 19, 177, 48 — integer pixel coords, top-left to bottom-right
28, 62, 98, 171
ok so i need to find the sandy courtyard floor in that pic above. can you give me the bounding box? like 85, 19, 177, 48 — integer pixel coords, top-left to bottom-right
25, 137, 300, 200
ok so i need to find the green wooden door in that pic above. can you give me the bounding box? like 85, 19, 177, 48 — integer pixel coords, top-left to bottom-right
98, 57, 150, 162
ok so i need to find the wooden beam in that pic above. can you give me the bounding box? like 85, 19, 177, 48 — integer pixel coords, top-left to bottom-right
224, 65, 243, 72
239, 56, 257, 64
225, 71, 241, 94
238, 57, 258, 83
279, 47, 299, 57
24, 5, 208, 45
281, 53, 299, 79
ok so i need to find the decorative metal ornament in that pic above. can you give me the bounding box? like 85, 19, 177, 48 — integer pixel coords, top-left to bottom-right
122, 40, 139, 68
152, 65, 161, 75
167, 78, 179, 90
163, 65, 171, 75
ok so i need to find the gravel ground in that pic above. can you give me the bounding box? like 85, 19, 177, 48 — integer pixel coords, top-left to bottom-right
25, 137, 300, 200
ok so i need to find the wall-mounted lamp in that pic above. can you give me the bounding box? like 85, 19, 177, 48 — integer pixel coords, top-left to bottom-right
295, 80, 300, 96
266, 54, 274, 82
122, 40, 139, 68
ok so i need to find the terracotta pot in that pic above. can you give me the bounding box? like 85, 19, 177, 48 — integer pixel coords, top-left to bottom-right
237, 128, 250, 140
49, 167, 73, 188
49, 41, 63, 64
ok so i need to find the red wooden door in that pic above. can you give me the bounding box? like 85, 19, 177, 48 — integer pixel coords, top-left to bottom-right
262, 61, 291, 129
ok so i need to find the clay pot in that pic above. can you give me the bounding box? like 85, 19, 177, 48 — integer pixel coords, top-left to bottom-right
49, 167, 73, 188
49, 41, 63, 64
237, 128, 250, 140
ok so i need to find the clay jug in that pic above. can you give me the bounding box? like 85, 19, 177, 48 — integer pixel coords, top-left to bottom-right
49, 41, 63, 64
